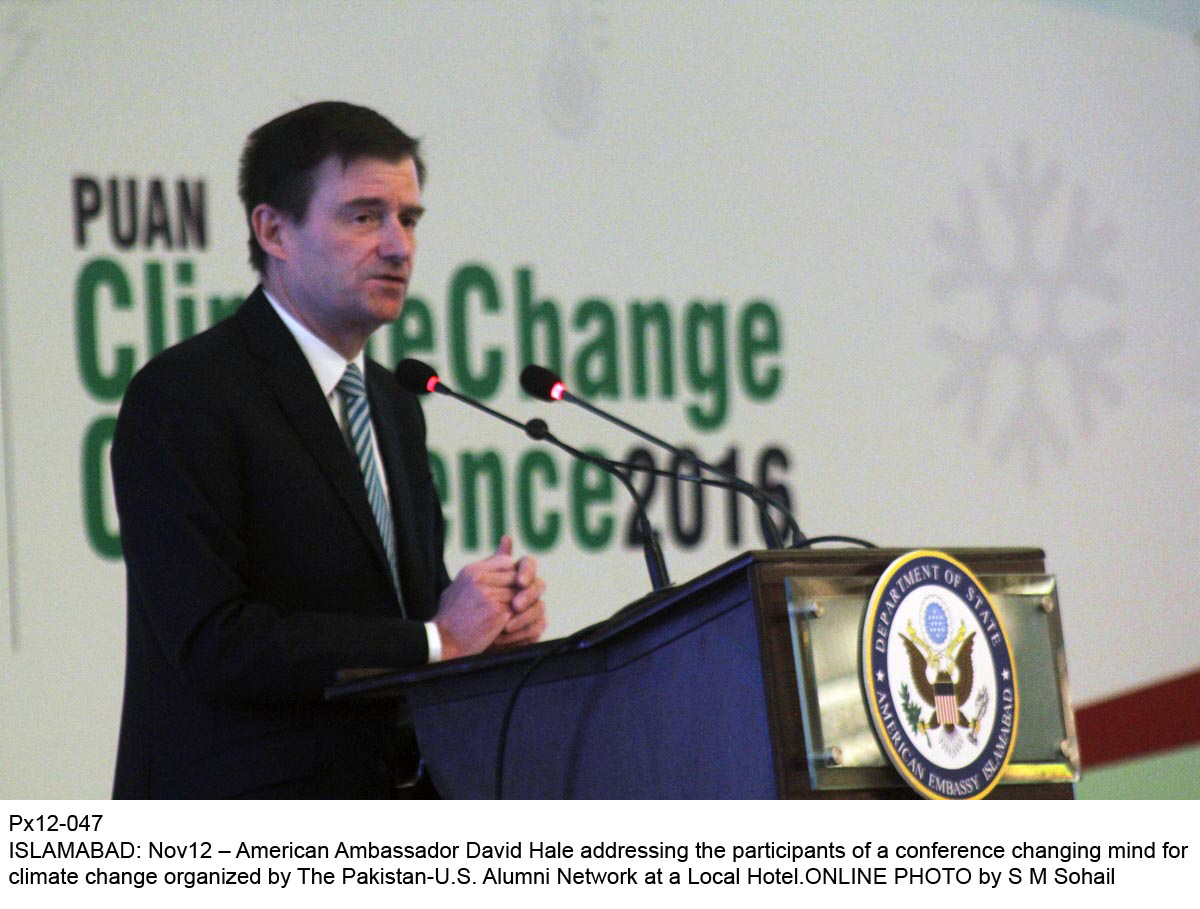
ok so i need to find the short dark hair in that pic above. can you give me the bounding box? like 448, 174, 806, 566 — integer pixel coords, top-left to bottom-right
238, 101, 425, 275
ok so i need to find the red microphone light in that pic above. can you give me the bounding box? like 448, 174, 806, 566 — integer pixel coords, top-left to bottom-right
550, 381, 565, 401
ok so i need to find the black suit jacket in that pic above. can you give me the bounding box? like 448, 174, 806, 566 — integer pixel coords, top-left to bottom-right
111, 288, 451, 797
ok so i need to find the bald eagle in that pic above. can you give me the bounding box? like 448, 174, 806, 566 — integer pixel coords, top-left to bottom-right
901, 631, 976, 735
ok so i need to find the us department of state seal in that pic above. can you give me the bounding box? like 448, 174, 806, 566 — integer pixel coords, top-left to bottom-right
861, 550, 1018, 799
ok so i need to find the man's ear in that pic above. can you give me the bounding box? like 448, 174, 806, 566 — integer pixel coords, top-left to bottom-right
251, 204, 289, 263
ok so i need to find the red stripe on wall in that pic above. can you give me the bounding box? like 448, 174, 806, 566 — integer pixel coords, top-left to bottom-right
1075, 669, 1200, 768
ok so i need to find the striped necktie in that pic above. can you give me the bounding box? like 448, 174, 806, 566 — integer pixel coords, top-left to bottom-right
337, 363, 405, 614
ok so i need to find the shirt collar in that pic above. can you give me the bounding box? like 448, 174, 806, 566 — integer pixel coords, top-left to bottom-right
264, 289, 365, 398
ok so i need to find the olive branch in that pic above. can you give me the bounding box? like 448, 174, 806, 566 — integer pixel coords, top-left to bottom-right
900, 683, 931, 747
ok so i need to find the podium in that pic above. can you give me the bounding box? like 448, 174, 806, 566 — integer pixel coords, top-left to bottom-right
328, 548, 1078, 799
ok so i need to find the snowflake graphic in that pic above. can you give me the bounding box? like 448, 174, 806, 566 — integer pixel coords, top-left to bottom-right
931, 141, 1123, 480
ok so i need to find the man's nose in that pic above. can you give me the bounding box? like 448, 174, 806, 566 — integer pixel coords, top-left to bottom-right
378, 216, 414, 260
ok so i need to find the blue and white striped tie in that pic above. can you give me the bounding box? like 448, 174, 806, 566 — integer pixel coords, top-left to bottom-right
337, 363, 405, 613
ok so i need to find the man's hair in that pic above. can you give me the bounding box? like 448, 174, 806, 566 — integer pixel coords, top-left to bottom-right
238, 100, 425, 275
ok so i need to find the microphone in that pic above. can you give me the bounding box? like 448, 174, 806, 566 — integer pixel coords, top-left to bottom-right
394, 359, 671, 591
520, 364, 804, 549
395, 357, 441, 395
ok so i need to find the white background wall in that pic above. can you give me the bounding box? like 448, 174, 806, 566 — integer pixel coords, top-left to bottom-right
1, 0, 1197, 796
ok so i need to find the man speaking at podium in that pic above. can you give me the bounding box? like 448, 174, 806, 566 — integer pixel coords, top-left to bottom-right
111, 101, 547, 798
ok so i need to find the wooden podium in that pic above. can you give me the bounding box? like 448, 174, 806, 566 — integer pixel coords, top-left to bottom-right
328, 548, 1078, 799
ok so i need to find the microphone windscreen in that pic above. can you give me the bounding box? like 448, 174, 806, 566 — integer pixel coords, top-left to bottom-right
394, 358, 439, 394
520, 364, 564, 401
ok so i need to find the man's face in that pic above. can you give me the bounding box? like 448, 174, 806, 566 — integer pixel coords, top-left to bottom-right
270, 154, 423, 357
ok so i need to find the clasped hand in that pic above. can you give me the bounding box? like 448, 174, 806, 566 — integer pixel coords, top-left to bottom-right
432, 535, 547, 660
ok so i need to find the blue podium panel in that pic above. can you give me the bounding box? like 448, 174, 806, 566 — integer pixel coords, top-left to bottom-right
411, 580, 776, 798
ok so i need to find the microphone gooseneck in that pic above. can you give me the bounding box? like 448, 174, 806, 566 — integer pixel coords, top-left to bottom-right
520, 363, 804, 548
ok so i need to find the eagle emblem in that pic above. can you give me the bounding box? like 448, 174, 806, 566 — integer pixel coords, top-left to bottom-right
898, 599, 990, 757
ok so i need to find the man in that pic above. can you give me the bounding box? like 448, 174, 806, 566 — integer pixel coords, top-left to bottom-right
111, 101, 546, 798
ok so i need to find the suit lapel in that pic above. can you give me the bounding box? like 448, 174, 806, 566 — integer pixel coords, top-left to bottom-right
368, 362, 436, 620
235, 291, 398, 604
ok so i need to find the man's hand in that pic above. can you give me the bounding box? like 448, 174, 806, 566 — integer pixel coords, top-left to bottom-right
490, 549, 547, 649
432, 536, 547, 660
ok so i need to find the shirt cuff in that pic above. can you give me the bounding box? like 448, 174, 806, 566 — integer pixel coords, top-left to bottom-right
424, 621, 442, 663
